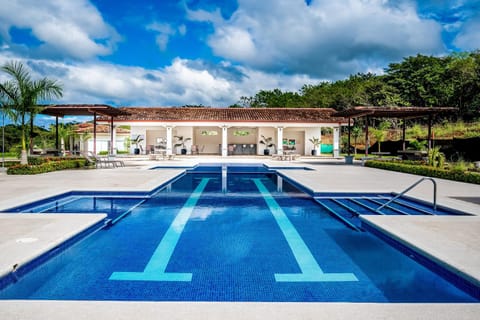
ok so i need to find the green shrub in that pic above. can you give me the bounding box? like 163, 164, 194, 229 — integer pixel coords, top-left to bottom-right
365, 160, 480, 184
427, 146, 445, 168
27, 156, 46, 165
0, 161, 19, 168
7, 159, 88, 175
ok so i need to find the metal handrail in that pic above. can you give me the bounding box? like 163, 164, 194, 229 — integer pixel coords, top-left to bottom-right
376, 177, 437, 214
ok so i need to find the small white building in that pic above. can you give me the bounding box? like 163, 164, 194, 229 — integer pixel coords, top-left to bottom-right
74, 123, 130, 154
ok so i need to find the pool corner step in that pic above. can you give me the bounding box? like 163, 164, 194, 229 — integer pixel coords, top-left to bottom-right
314, 199, 363, 232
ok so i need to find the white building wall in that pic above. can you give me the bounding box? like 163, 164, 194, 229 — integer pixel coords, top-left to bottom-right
304, 127, 321, 155
173, 127, 193, 154
130, 127, 147, 154
87, 135, 129, 154
257, 127, 276, 155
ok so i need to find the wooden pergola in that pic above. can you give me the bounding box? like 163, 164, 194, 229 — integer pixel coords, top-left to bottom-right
40, 104, 129, 154
333, 106, 458, 156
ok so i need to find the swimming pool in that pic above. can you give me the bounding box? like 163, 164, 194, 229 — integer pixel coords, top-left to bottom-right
0, 164, 478, 302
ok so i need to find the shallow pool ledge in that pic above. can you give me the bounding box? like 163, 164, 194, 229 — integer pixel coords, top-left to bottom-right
0, 213, 107, 279
360, 215, 480, 288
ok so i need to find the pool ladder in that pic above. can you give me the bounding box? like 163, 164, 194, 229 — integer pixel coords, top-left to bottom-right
376, 177, 437, 214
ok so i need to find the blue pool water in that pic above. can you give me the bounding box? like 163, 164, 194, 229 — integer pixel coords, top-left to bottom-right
0, 165, 477, 302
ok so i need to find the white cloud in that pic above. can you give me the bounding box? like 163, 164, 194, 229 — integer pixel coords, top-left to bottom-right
187, 0, 446, 78
146, 22, 187, 51
453, 15, 480, 50
0, 0, 119, 60
0, 53, 317, 106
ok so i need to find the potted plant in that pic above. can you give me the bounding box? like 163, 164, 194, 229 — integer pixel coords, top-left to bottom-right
309, 137, 321, 156
259, 135, 275, 155
131, 135, 144, 155
174, 135, 191, 155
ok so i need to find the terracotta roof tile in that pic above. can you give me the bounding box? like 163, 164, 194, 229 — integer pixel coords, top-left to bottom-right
108, 107, 346, 123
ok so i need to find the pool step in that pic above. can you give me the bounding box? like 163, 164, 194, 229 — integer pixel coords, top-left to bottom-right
361, 197, 410, 215
314, 199, 363, 232
322, 196, 438, 217
377, 196, 435, 215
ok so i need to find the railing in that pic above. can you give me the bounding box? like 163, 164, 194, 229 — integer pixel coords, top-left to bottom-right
376, 177, 437, 214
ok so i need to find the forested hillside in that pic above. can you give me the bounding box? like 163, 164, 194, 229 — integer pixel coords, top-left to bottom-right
233, 51, 480, 119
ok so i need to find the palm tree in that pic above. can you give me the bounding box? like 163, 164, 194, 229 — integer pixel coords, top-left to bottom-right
56, 123, 74, 154
0, 61, 63, 164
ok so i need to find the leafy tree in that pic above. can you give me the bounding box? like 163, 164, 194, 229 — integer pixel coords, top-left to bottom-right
385, 54, 451, 107
0, 61, 63, 164
240, 51, 480, 118
446, 51, 480, 116
372, 120, 391, 152
250, 89, 304, 108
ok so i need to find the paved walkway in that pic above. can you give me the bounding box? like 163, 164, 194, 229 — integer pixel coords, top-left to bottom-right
0, 156, 479, 319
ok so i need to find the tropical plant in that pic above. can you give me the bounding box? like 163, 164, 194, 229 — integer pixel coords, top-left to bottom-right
408, 139, 427, 151
259, 135, 275, 154
0, 61, 63, 164
308, 137, 321, 147
173, 135, 191, 153
308, 137, 321, 155
428, 146, 445, 168
131, 135, 144, 148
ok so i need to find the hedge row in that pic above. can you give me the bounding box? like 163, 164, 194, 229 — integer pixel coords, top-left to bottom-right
7, 159, 89, 175
27, 156, 81, 165
365, 160, 480, 184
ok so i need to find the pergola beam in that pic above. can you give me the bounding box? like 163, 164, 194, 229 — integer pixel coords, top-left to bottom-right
333, 106, 457, 157
40, 104, 129, 155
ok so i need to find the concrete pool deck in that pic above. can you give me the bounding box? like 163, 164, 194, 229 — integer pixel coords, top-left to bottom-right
0, 156, 479, 319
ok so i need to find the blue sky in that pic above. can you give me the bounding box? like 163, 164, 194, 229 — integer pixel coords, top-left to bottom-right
0, 0, 479, 112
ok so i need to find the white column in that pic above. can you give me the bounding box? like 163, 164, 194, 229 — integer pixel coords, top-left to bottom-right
277, 175, 283, 193
277, 127, 283, 155
318, 127, 322, 155
166, 126, 173, 155
221, 164, 227, 193
333, 127, 340, 158
221, 126, 228, 157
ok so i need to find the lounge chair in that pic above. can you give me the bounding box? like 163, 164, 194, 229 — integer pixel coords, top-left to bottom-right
107, 154, 125, 167
191, 145, 199, 155
86, 152, 123, 168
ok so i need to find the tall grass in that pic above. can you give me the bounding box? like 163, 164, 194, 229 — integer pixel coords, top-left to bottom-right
401, 121, 480, 140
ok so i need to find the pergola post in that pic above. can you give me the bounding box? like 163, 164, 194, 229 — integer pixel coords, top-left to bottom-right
427, 114, 432, 153
347, 117, 351, 156
93, 112, 97, 154
402, 120, 406, 151
365, 116, 369, 156
110, 116, 114, 155
55, 116, 59, 152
